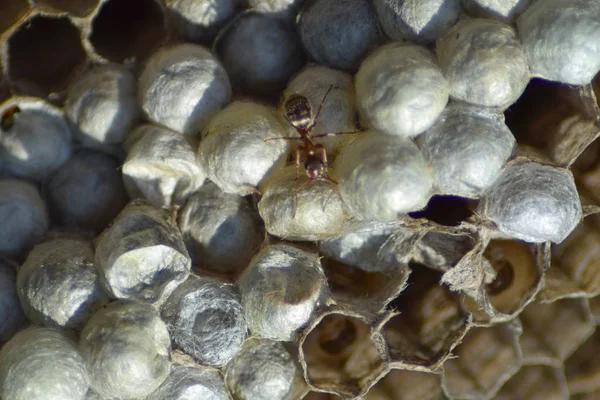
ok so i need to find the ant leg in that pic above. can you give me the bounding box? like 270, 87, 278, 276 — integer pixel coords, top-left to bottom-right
309, 85, 335, 131
295, 148, 302, 181
264, 136, 303, 142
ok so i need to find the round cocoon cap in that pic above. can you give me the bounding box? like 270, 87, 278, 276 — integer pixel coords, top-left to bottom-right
17, 236, 109, 330
138, 43, 231, 136
94, 200, 191, 304
123, 124, 205, 208
0, 258, 27, 342
0, 327, 89, 400
297, 0, 381, 70
373, 0, 460, 43
0, 179, 48, 257
517, 0, 600, 85
161, 275, 247, 367
65, 64, 138, 155
198, 101, 289, 195
247, 0, 305, 18
355, 42, 449, 138
165, 0, 237, 41
420, 105, 516, 198
334, 131, 434, 221
147, 364, 230, 400
178, 182, 264, 274
436, 18, 530, 108
214, 10, 305, 97
47, 150, 128, 234
258, 165, 349, 241
80, 301, 171, 399
0, 97, 72, 181
482, 160, 582, 243
225, 338, 302, 400
238, 244, 327, 341
281, 64, 357, 155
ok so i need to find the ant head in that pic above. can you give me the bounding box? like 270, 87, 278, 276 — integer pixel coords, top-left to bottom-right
305, 158, 326, 180
284, 94, 312, 130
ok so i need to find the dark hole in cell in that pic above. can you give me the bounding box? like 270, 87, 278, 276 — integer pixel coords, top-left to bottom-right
318, 317, 357, 355
7, 16, 86, 96
409, 195, 477, 226
90, 0, 166, 63
485, 259, 515, 295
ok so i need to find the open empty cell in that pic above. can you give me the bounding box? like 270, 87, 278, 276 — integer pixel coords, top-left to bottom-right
496, 365, 568, 400
0, 0, 29, 35
382, 266, 470, 370
7, 16, 86, 96
35, 0, 99, 17
409, 195, 478, 226
566, 329, 600, 395
365, 369, 442, 400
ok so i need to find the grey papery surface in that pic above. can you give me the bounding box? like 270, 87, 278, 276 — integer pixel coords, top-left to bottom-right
0, 179, 48, 256
148, 364, 230, 400
161, 275, 247, 367
483, 160, 582, 243
238, 244, 327, 341
282, 64, 357, 155
258, 165, 349, 241
65, 64, 138, 155
355, 42, 449, 138
335, 131, 434, 221
297, 0, 381, 70
47, 150, 128, 233
225, 338, 298, 400
462, 0, 530, 21
138, 43, 231, 136
178, 182, 263, 273
0, 258, 26, 342
198, 101, 289, 195
123, 125, 205, 209
0, 327, 89, 400
79, 301, 171, 399
421, 105, 516, 198
214, 11, 305, 96
436, 18, 530, 108
17, 236, 109, 330
0, 97, 72, 181
94, 201, 191, 304
517, 0, 600, 85
165, 0, 237, 41
373, 0, 460, 43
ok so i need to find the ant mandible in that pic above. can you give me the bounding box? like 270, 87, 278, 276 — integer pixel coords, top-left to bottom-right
265, 85, 356, 189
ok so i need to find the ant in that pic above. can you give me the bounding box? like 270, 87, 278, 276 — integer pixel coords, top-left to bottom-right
266, 85, 357, 189
1, 105, 21, 131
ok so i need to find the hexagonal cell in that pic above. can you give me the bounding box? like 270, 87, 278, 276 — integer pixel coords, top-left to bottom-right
495, 365, 568, 400
566, 329, 600, 395
0, 0, 29, 36
504, 78, 600, 166
542, 214, 600, 302
321, 257, 409, 317
298, 310, 387, 398
519, 298, 595, 367
6, 15, 87, 96
462, 239, 544, 324
34, 0, 100, 17
442, 322, 522, 400
380, 265, 470, 371
365, 369, 442, 400
408, 195, 479, 226
89, 0, 166, 63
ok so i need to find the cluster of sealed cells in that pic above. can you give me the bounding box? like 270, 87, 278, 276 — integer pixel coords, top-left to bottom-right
1, 0, 600, 399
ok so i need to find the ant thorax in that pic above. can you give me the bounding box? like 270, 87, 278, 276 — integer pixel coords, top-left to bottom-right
284, 94, 312, 130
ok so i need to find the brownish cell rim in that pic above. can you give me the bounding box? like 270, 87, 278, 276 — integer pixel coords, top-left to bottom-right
383, 265, 468, 367
408, 195, 478, 226
484, 239, 539, 315
89, 0, 166, 63
34, 0, 100, 17
7, 15, 87, 96
0, 0, 29, 36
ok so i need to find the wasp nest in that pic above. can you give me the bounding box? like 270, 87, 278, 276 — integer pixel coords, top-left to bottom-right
2, 0, 600, 399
